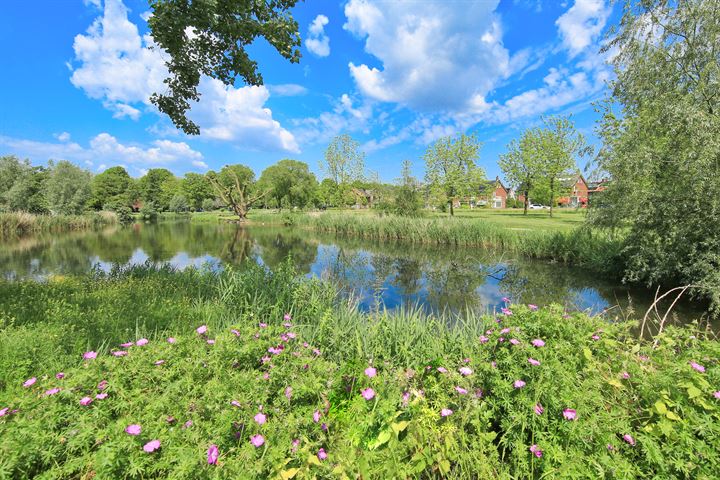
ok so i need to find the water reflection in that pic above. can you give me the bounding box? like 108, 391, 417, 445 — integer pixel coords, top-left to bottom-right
0, 222, 708, 325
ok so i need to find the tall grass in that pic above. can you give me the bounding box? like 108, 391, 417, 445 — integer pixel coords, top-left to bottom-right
0, 211, 117, 238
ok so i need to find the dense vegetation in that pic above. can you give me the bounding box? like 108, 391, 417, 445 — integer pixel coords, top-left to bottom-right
1, 265, 718, 478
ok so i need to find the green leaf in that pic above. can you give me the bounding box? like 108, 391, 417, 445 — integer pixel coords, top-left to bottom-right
665, 411, 681, 421
687, 385, 702, 399
307, 455, 321, 466
369, 430, 392, 450
391, 421, 409, 434
654, 401, 667, 414
280, 468, 300, 479
607, 378, 624, 389
583, 347, 593, 361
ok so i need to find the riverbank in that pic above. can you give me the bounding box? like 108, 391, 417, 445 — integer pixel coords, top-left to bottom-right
0, 211, 117, 238
1, 265, 718, 478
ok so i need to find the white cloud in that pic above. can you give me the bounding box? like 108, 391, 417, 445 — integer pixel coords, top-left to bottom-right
0, 133, 205, 171
292, 93, 374, 144
556, 0, 611, 57
192, 160, 209, 170
55, 132, 71, 142
306, 14, 330, 57
343, 0, 511, 112
267, 84, 308, 97
70, 0, 298, 152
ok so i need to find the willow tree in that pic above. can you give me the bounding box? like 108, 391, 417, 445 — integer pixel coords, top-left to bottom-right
424, 133, 484, 216
207, 165, 268, 221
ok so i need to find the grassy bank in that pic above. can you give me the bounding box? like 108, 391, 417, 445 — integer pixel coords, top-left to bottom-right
0, 211, 117, 238
1, 265, 719, 478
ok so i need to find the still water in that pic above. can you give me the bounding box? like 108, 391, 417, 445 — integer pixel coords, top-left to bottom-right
0, 221, 708, 325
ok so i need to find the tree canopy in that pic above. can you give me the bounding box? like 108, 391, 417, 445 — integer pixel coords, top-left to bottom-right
258, 159, 317, 209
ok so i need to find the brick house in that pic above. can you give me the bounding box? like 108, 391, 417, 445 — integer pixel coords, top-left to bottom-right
557, 175, 589, 208
587, 178, 609, 202
478, 176, 509, 209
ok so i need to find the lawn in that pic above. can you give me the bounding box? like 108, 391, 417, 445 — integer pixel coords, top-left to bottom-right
428, 208, 587, 232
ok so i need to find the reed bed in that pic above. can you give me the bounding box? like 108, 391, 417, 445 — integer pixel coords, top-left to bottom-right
0, 211, 117, 238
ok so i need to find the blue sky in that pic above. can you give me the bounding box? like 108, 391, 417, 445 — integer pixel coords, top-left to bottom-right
0, 0, 618, 182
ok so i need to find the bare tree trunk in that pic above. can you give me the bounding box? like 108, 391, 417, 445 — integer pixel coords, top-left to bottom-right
549, 178, 555, 217
523, 189, 529, 215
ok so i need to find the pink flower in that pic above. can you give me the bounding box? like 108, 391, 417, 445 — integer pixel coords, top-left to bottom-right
44, 388, 60, 396
361, 388, 376, 400
501, 307, 513, 316
607, 444, 615, 451
459, 367, 473, 376
498, 337, 505, 343
440, 408, 453, 417
529, 444, 543, 458
563, 409, 577, 421
479, 335, 489, 343
455, 386, 468, 395
262, 372, 270, 380
79, 397, 93, 406
23, 377, 36, 388
291, 438, 300, 452
491, 361, 497, 369
364, 366, 377, 378
402, 391, 411, 406
534, 403, 544, 415
259, 322, 267, 329
502, 297, 511, 303
167, 337, 176, 344
284, 313, 292, 321
112, 350, 128, 357
254, 412, 267, 425
513, 380, 526, 389
528, 358, 541, 366
55, 372, 64, 379
689, 361, 705, 373
97, 380, 108, 390
313, 410, 321, 423
231, 400, 241, 407
250, 434, 265, 447
591, 335, 600, 341
317, 448, 327, 460
621, 371, 630, 379
436, 367, 448, 374
120, 342, 134, 348
531, 339, 545, 347
207, 444, 219, 464
509, 338, 520, 345
83, 351, 97, 360
154, 360, 165, 366
528, 304, 539, 311
285, 386, 293, 400
125, 424, 142, 435
475, 389, 484, 398
623, 434, 636, 446
95, 393, 108, 400
0, 407, 8, 417
196, 325, 207, 335
136, 338, 148, 346
183, 420, 193, 429
207, 339, 215, 345
230, 329, 240, 336
714, 391, 720, 399
500, 328, 511, 334
143, 440, 161, 453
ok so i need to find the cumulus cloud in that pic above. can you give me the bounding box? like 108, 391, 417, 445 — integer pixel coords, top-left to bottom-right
55, 132, 71, 142
69, 0, 298, 152
267, 84, 308, 97
292, 93, 374, 144
343, 0, 512, 112
306, 14, 330, 57
0, 133, 204, 173
556, 0, 611, 57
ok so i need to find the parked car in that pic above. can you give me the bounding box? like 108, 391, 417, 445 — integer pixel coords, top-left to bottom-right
528, 203, 547, 210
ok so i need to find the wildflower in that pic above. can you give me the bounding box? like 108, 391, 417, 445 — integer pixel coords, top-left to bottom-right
230, 329, 240, 336
474, 389, 484, 398
689, 361, 705, 373
136, 338, 149, 346
365, 366, 377, 378
207, 339, 215, 345
321, 423, 328, 431
0, 408, 8, 417
498, 337, 505, 342
440, 408, 453, 417
250, 434, 265, 447
167, 337, 176, 344
287, 332, 296, 339
531, 339, 545, 347
529, 444, 542, 458
259, 322, 267, 328
459, 367, 473, 376
291, 439, 300, 452
120, 342, 134, 347
313, 410, 321, 423
166, 416, 176, 424
143, 440, 161, 453
500, 327, 511, 334
44, 388, 60, 396
455, 386, 468, 395
528, 304, 538, 311
207, 444, 219, 464
491, 361, 497, 369
112, 351, 128, 357
83, 351, 97, 360
285, 386, 293, 400
402, 391, 411, 406
313, 348, 321, 356
80, 397, 93, 406
317, 448, 327, 460
534, 403, 544, 415
361, 388, 376, 400
23, 377, 36, 388
254, 412, 267, 425
155, 360, 165, 366
55, 372, 64, 379
509, 338, 520, 345
183, 420, 193, 429
125, 424, 142, 435
196, 325, 207, 335
284, 323, 292, 329
501, 307, 513, 316
607, 444, 614, 451
479, 335, 489, 343
623, 434, 636, 446
262, 373, 270, 380
621, 371, 630, 379
284, 313, 292, 321
485, 329, 493, 335
563, 409, 577, 421
502, 297, 511, 303
513, 380, 526, 389
714, 391, 720, 399
437, 367, 448, 374
231, 400, 241, 407
638, 354, 649, 361
95, 393, 108, 400
97, 380, 108, 390
528, 358, 541, 366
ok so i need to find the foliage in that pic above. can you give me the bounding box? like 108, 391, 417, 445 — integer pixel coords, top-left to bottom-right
424, 134, 484, 216
90, 166, 132, 210
592, 0, 720, 311
258, 159, 317, 209
147, 0, 301, 135
182, 173, 214, 211
0, 155, 32, 211
391, 160, 423, 217
169, 194, 189, 214
3, 165, 49, 214
499, 128, 543, 214
114, 206, 134, 225
139, 202, 159, 222
1, 266, 719, 478
201, 198, 215, 212
139, 169, 175, 212
321, 135, 366, 207
0, 211, 117, 238
45, 160, 93, 215
208, 165, 267, 220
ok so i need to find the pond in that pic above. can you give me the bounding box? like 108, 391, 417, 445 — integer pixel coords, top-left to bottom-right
0, 221, 710, 328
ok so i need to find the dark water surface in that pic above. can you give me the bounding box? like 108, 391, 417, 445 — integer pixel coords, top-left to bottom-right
0, 221, 710, 327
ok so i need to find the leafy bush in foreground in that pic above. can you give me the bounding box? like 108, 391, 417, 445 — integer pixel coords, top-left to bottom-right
0, 269, 719, 478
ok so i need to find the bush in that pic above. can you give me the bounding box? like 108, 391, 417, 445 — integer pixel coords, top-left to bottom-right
139, 202, 158, 222
169, 194, 189, 213
201, 198, 215, 212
